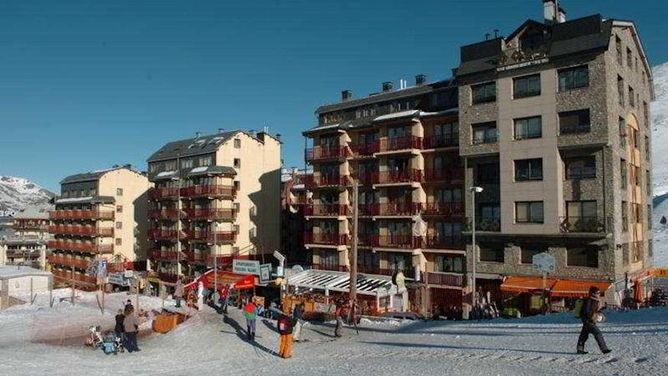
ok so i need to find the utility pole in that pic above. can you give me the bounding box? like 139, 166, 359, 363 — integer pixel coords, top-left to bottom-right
349, 181, 359, 319
213, 230, 218, 292
175, 154, 182, 278
469, 186, 483, 319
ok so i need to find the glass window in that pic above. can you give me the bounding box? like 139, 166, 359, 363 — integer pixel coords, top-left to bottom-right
471, 122, 497, 144
116, 188, 123, 196
479, 245, 504, 263
627, 47, 633, 68
234, 158, 241, 168
615, 36, 622, 64
558, 65, 589, 91
513, 74, 541, 99
116, 222, 122, 229
620, 160, 627, 189
116, 205, 123, 213
434, 255, 464, 273
234, 138, 241, 148
619, 117, 626, 148
514, 159, 543, 181
567, 247, 598, 268
566, 201, 597, 220
475, 163, 500, 184
515, 201, 544, 223
559, 109, 591, 134
520, 246, 544, 264
471, 82, 496, 104
115, 238, 122, 246
629, 86, 635, 107
617, 76, 624, 106
181, 159, 193, 169
565, 156, 596, 179
514, 116, 542, 140
622, 201, 628, 232
199, 156, 212, 167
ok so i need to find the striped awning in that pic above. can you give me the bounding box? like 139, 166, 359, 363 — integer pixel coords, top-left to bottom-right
287, 269, 394, 297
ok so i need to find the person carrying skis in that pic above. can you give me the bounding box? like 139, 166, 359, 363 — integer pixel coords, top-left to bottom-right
292, 302, 305, 342
277, 313, 294, 358
243, 299, 258, 340
576, 286, 612, 355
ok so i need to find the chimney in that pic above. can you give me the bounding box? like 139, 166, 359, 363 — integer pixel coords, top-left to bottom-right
415, 74, 427, 86
543, 0, 565, 24
341, 90, 352, 101
195, 131, 201, 139
382, 81, 394, 92
218, 128, 225, 134
558, 6, 566, 23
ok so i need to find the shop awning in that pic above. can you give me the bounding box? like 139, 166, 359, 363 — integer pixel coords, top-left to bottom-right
185, 271, 256, 290
287, 269, 394, 297
551, 279, 611, 298
500, 276, 557, 294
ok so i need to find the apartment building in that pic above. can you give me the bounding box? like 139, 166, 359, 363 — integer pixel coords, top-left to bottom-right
0, 208, 51, 269
146, 130, 281, 283
48, 166, 149, 287
304, 78, 464, 315
455, 2, 653, 305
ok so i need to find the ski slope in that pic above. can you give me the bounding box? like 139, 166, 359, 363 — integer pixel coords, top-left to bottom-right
0, 291, 667, 376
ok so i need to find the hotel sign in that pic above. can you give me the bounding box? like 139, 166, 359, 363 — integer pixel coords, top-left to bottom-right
232, 259, 261, 276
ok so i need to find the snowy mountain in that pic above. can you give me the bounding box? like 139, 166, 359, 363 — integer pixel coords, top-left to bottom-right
652, 62, 668, 266
0, 176, 55, 213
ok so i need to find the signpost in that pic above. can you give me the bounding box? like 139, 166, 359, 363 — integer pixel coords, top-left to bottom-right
532, 252, 556, 314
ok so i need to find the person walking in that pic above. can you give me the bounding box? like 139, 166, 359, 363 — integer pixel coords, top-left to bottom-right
292, 303, 305, 342
243, 299, 258, 341
277, 313, 294, 359
220, 284, 230, 314
334, 299, 344, 338
114, 309, 125, 341
577, 286, 612, 355
123, 305, 140, 353
174, 277, 184, 308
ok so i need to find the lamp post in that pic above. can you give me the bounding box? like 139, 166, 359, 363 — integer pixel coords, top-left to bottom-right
469, 186, 483, 316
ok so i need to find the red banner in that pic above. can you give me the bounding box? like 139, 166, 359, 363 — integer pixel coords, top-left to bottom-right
185, 270, 256, 290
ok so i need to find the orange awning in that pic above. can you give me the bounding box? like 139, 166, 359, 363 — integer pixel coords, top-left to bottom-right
550, 279, 611, 298
500, 276, 557, 294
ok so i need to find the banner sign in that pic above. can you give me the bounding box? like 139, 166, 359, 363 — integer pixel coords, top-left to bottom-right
259, 263, 272, 284
233, 259, 261, 275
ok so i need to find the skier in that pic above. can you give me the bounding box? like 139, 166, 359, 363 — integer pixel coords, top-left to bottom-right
277, 313, 294, 358
577, 286, 612, 355
243, 299, 258, 340
292, 303, 304, 342
174, 277, 184, 308
123, 305, 140, 353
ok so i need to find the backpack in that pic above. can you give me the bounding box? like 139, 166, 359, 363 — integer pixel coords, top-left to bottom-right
573, 299, 584, 318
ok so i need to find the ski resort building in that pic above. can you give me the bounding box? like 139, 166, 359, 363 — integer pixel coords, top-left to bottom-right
0, 208, 51, 269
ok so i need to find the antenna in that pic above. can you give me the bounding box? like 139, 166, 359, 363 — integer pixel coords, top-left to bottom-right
494, 29, 499, 38
485, 33, 490, 41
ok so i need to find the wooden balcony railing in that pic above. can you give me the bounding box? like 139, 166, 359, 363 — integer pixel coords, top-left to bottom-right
376, 202, 422, 216
376, 169, 422, 184
356, 171, 379, 185
185, 231, 236, 243
358, 204, 379, 216
148, 229, 182, 241
350, 142, 380, 156
48, 225, 114, 237
47, 240, 113, 254
311, 263, 348, 272
423, 134, 459, 149
424, 169, 464, 182
559, 216, 610, 233
423, 202, 464, 216
305, 146, 349, 162
303, 232, 348, 246
304, 174, 348, 188
374, 235, 422, 249
148, 187, 180, 200
183, 208, 236, 221
149, 250, 180, 261
148, 209, 181, 220
378, 136, 423, 152
180, 185, 236, 199
48, 254, 91, 269
49, 210, 114, 220
423, 271, 464, 287
424, 235, 465, 249
304, 204, 349, 216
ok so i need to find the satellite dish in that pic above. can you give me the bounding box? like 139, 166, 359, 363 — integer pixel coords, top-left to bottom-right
292, 265, 304, 273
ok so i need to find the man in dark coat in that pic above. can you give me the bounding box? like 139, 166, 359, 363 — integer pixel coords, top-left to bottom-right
577, 286, 611, 354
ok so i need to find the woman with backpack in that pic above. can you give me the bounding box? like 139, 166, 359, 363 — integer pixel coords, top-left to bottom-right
243, 299, 258, 341
277, 313, 294, 359
576, 286, 612, 355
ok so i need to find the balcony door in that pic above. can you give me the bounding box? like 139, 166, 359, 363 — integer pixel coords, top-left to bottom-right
566, 201, 597, 222
320, 135, 338, 149
388, 158, 410, 172
388, 126, 409, 139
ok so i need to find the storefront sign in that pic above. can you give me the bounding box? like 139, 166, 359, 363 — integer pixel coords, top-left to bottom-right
233, 259, 261, 275
259, 263, 271, 284
654, 268, 668, 278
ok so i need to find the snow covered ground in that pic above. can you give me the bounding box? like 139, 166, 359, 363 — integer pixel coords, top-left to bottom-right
1, 290, 667, 376
652, 62, 668, 266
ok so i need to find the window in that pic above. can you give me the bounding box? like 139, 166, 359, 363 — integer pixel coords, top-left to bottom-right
320, 251, 339, 270
233, 202, 241, 213
115, 238, 122, 246
514, 116, 542, 140
566, 201, 597, 221
565, 156, 596, 180
434, 255, 464, 273
644, 101, 649, 125
647, 170, 652, 196
515, 201, 544, 224
513, 74, 541, 99
116, 222, 122, 229
233, 158, 241, 168
471, 82, 496, 104
619, 117, 626, 148
559, 109, 591, 134
627, 47, 633, 68
617, 76, 624, 106
358, 251, 380, 271
622, 201, 628, 232
471, 122, 497, 144
629, 86, 635, 107
520, 246, 544, 264
616, 36, 623, 64
629, 127, 638, 148
234, 181, 240, 191
475, 163, 499, 184
645, 137, 650, 161
116, 188, 123, 196
634, 165, 641, 186
558, 65, 589, 91
387, 253, 411, 276
233, 224, 240, 234
234, 138, 241, 148
632, 203, 641, 224
199, 156, 212, 167
479, 245, 504, 263
249, 226, 257, 239
116, 205, 123, 213
149, 163, 158, 173
566, 247, 598, 268
515, 158, 543, 181
648, 204, 653, 230
620, 160, 627, 189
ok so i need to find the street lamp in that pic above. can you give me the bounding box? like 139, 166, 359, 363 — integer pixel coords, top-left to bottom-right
469, 186, 483, 317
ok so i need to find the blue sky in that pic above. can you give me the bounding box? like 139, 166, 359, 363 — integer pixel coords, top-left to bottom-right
1, 0, 666, 192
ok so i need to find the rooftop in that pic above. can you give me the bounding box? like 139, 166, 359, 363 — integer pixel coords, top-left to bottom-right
0, 265, 51, 280
60, 165, 144, 185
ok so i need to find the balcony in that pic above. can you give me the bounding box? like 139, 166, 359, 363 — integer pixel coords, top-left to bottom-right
351, 142, 380, 156
304, 204, 349, 216
49, 209, 114, 221
423, 202, 464, 217
148, 209, 181, 220
48, 254, 91, 269
424, 235, 465, 250
47, 240, 113, 254
423, 271, 464, 287
149, 250, 180, 262
376, 202, 421, 216
181, 185, 236, 199
48, 225, 114, 237
51, 269, 97, 285
304, 232, 348, 246
358, 204, 379, 216
148, 229, 182, 241
378, 267, 415, 279
559, 216, 610, 234
374, 235, 422, 249
423, 134, 459, 149
311, 263, 348, 272
378, 136, 422, 152
186, 231, 236, 243
304, 174, 348, 189
357, 265, 381, 275
376, 169, 423, 185
464, 217, 501, 232
305, 146, 349, 162
356, 171, 378, 185
498, 45, 549, 68
148, 187, 180, 200
424, 169, 464, 183
183, 208, 236, 221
